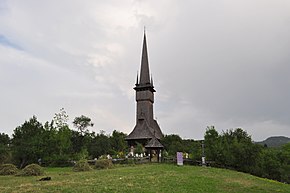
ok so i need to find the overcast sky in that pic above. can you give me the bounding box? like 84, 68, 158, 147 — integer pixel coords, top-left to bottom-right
0, 0, 290, 141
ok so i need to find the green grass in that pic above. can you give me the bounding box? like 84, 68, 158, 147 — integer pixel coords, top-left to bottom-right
0, 164, 289, 193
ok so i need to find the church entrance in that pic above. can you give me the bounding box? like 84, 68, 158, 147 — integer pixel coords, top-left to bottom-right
147, 149, 162, 162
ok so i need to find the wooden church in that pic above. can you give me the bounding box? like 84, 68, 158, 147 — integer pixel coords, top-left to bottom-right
125, 32, 164, 162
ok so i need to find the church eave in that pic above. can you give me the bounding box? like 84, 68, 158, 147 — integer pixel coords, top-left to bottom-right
134, 84, 156, 92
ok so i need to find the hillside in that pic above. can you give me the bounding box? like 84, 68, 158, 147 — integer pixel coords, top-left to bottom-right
0, 164, 289, 193
256, 136, 290, 147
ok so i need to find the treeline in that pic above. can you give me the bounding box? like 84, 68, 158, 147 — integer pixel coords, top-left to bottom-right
0, 109, 128, 168
1, 110, 290, 183
204, 126, 290, 183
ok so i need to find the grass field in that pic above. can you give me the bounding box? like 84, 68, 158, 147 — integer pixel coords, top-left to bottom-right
0, 164, 289, 193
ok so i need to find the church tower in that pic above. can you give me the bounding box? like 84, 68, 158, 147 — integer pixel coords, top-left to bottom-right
126, 32, 163, 159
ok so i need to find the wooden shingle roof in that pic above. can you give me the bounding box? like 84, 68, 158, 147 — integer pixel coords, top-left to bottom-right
145, 137, 164, 148
125, 119, 155, 140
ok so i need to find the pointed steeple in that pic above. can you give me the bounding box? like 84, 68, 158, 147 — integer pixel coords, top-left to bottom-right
139, 32, 151, 85
134, 31, 155, 93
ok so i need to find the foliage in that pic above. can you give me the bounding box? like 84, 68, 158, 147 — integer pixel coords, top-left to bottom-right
204, 126, 220, 161
134, 142, 144, 155
190, 140, 202, 160
42, 121, 72, 166
88, 132, 111, 159
0, 164, 18, 175
3, 113, 290, 184
53, 108, 69, 129
203, 126, 290, 183
11, 116, 45, 168
161, 134, 184, 156
17, 164, 44, 176
72, 159, 92, 172
110, 130, 127, 155
95, 159, 113, 170
0, 133, 11, 164
73, 115, 94, 135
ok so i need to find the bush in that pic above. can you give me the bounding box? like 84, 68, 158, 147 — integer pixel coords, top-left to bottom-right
117, 158, 135, 165
0, 164, 19, 175
95, 159, 113, 170
17, 164, 44, 176
72, 159, 92, 172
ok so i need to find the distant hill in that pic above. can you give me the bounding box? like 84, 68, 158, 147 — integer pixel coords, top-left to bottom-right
256, 136, 290, 147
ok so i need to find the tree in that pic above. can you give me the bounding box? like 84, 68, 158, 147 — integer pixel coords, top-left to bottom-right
204, 126, 220, 161
280, 142, 290, 183
0, 133, 10, 164
161, 134, 184, 156
256, 148, 282, 181
53, 108, 69, 129
109, 130, 127, 156
11, 116, 45, 168
73, 115, 94, 135
204, 127, 262, 173
135, 142, 144, 155
88, 131, 111, 159
38, 120, 73, 165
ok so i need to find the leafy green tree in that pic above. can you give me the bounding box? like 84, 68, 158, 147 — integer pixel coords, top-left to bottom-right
40, 121, 72, 165
219, 128, 261, 172
280, 142, 290, 183
71, 115, 94, 159
204, 126, 220, 161
73, 115, 94, 135
88, 131, 111, 159
49, 108, 73, 163
204, 127, 262, 173
161, 134, 184, 156
182, 139, 195, 155
0, 133, 10, 164
257, 148, 282, 181
109, 130, 127, 156
56, 126, 72, 158
190, 140, 202, 160
281, 142, 290, 165
11, 116, 45, 168
53, 108, 69, 129
135, 142, 144, 155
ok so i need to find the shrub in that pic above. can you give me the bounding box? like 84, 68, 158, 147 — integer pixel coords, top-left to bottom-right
46, 154, 74, 167
95, 159, 113, 170
17, 164, 44, 176
0, 164, 19, 175
72, 159, 92, 172
115, 158, 136, 165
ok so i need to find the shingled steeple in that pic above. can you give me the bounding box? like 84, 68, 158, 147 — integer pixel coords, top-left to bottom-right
139, 32, 151, 85
134, 32, 155, 92
126, 31, 163, 145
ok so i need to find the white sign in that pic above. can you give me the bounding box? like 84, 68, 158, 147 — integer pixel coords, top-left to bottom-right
177, 152, 183, 166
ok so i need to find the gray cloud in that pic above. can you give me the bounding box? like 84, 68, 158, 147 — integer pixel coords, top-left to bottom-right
0, 0, 289, 141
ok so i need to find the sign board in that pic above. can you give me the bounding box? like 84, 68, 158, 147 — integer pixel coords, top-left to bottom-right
177, 152, 183, 166
202, 156, 206, 166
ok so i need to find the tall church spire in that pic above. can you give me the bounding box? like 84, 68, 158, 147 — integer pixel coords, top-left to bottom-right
139, 32, 151, 85
126, 31, 163, 143
126, 31, 164, 162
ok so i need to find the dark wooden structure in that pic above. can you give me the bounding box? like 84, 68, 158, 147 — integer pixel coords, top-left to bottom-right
125, 32, 164, 161
145, 137, 164, 162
